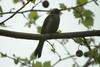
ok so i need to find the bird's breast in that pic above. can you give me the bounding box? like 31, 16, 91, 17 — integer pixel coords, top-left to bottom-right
45, 14, 60, 33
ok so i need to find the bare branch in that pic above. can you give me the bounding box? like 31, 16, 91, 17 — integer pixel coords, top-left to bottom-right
83, 58, 92, 67
0, 9, 48, 15
0, 1, 30, 24
56, 40, 80, 67
0, 0, 97, 15
52, 55, 75, 67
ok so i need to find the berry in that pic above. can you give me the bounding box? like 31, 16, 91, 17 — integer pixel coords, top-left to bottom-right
42, 0, 49, 8
84, 52, 89, 57
76, 50, 83, 57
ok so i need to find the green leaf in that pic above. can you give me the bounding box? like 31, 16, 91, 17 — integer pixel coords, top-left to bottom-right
77, 0, 88, 5
28, 11, 39, 24
31, 0, 36, 3
37, 26, 42, 33
27, 0, 36, 3
83, 10, 94, 17
73, 10, 80, 18
59, 3, 67, 10
72, 64, 76, 67
32, 61, 35, 67
73, 38, 84, 45
73, 7, 84, 18
13, 0, 19, 4
30, 51, 36, 60
43, 61, 51, 67
73, 8, 94, 29
91, 48, 98, 57
35, 61, 42, 67
83, 17, 94, 28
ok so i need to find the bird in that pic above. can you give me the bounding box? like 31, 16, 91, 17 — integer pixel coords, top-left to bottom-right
34, 8, 61, 58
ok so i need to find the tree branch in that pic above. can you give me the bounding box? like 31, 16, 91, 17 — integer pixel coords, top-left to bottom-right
0, 0, 96, 15
0, 1, 30, 24
0, 29, 100, 40
0, 9, 48, 15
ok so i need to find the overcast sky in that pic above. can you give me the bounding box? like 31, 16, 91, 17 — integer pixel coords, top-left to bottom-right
0, 0, 100, 67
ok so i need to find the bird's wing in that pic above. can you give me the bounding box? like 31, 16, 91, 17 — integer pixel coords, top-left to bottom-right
41, 15, 51, 34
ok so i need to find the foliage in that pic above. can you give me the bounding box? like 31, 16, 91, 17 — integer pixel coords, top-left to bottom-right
37, 26, 42, 33
28, 11, 39, 24
77, 0, 88, 5
29, 0, 36, 4
25, 11, 39, 27
13, 0, 20, 4
59, 3, 67, 10
73, 0, 95, 28
0, 0, 99, 67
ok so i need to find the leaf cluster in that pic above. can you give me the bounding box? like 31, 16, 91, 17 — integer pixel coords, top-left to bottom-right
73, 0, 94, 28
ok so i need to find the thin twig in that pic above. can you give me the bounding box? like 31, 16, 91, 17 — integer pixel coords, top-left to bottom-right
56, 40, 80, 67
46, 40, 61, 59
0, 0, 96, 15
0, 51, 31, 67
83, 58, 92, 67
32, 0, 42, 9
0, 1, 30, 24
52, 55, 75, 67
70, 0, 93, 9
0, 9, 48, 15
92, 0, 99, 6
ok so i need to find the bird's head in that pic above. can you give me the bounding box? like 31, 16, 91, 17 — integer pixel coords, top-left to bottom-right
50, 8, 61, 15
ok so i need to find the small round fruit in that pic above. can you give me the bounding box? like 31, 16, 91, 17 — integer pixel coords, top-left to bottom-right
76, 50, 83, 57
84, 52, 89, 57
42, 0, 49, 8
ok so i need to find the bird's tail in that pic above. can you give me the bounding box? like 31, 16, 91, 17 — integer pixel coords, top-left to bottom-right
34, 40, 45, 57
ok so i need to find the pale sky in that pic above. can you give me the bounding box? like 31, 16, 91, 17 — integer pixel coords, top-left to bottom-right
0, 0, 100, 67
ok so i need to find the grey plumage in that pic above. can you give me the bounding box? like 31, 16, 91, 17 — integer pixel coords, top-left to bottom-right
34, 9, 61, 57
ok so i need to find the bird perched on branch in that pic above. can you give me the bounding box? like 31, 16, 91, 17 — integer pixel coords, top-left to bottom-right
34, 9, 61, 57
